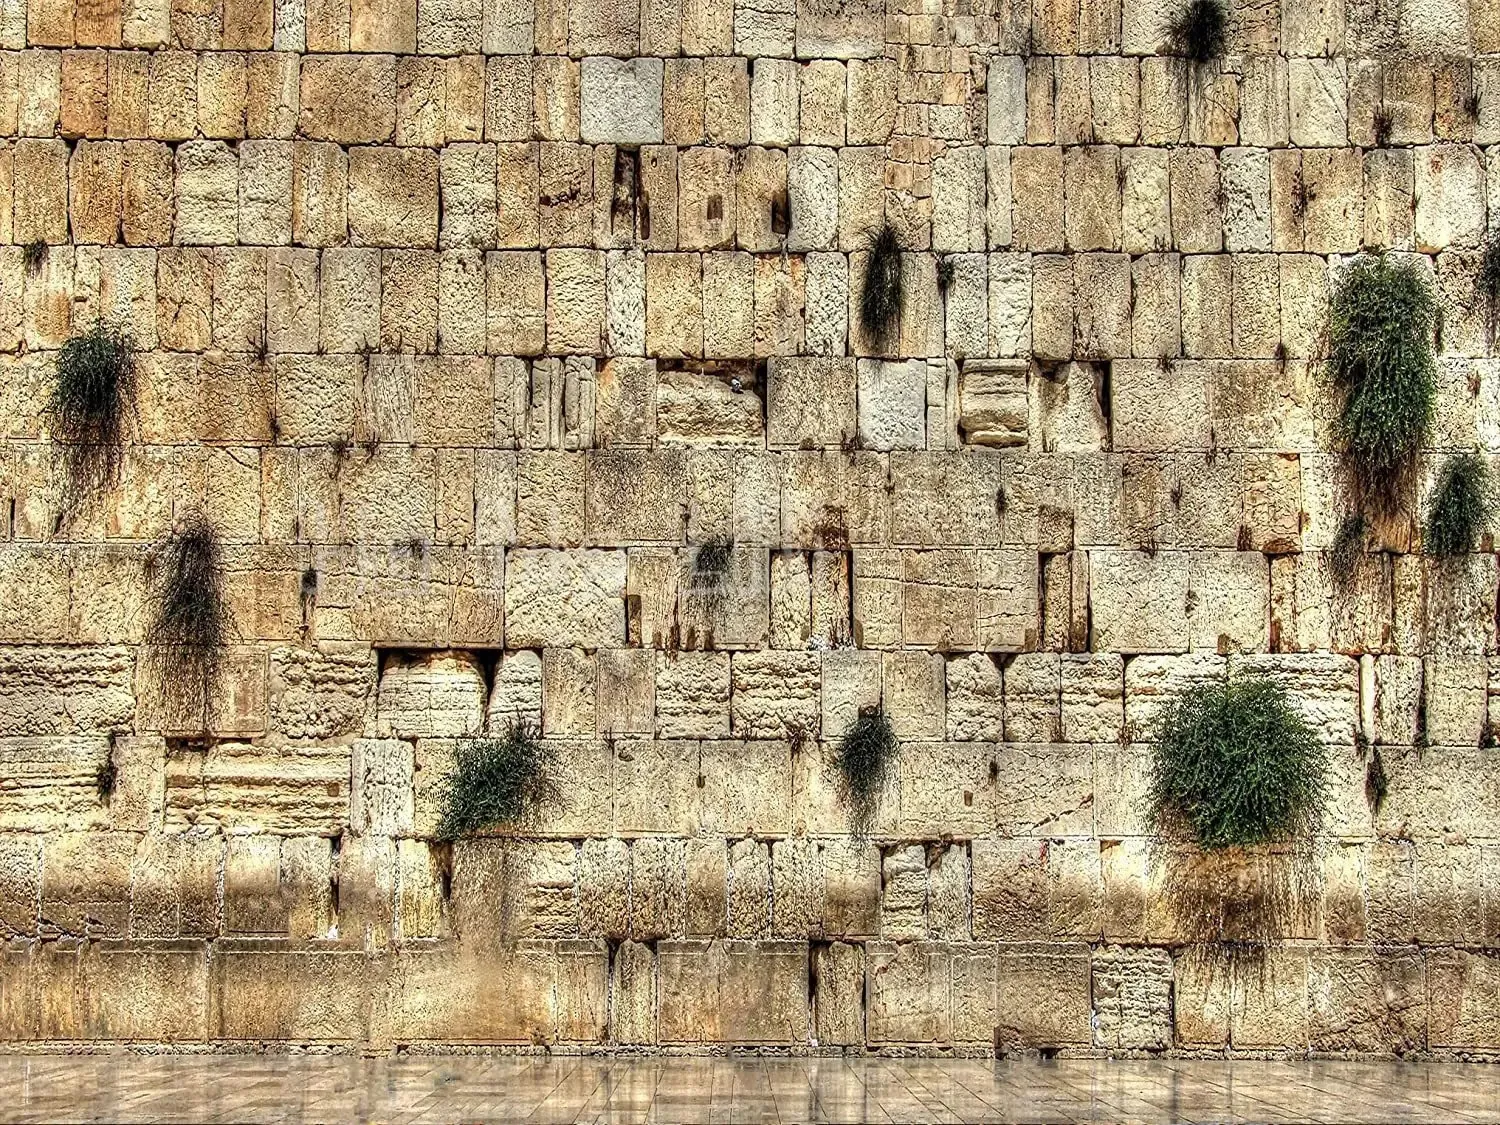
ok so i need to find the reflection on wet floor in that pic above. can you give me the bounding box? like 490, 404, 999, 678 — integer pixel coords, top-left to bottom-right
3, 1053, 1500, 1124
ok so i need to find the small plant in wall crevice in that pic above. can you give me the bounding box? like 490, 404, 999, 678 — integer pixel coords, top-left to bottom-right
1147, 676, 1329, 851
437, 722, 560, 840
834, 706, 899, 836
145, 510, 231, 729
1423, 452, 1495, 558
1327, 253, 1438, 518
49, 323, 138, 508
95, 744, 117, 802
22, 239, 47, 277
1165, 0, 1228, 63
859, 221, 904, 346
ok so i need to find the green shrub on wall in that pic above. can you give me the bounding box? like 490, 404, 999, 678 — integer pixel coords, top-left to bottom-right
1166, 0, 1228, 62
834, 706, 899, 835
438, 723, 560, 839
859, 221, 904, 346
1148, 677, 1328, 851
1424, 452, 1495, 557
145, 511, 230, 727
1328, 254, 1438, 515
50, 322, 137, 506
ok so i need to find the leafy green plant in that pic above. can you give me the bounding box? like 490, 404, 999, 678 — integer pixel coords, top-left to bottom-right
1148, 677, 1329, 851
1166, 0, 1228, 62
1424, 452, 1495, 557
437, 723, 560, 840
50, 323, 137, 505
145, 511, 230, 727
1328, 254, 1437, 514
834, 706, 899, 835
859, 221, 903, 345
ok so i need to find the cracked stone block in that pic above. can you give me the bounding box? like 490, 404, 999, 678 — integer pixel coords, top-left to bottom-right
1092, 945, 1172, 1049
376, 650, 487, 739
958, 358, 1028, 447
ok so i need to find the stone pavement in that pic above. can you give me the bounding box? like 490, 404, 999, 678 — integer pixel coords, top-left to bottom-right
1, 1054, 1498, 1124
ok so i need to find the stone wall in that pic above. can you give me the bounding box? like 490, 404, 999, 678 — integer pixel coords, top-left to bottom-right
0, 0, 1498, 1056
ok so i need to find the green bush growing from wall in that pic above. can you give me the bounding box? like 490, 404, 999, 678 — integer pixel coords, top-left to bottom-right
835, 706, 899, 836
1424, 452, 1495, 558
50, 322, 137, 506
1148, 677, 1329, 851
438, 723, 560, 840
1328, 254, 1437, 516
859, 221, 904, 346
145, 511, 231, 728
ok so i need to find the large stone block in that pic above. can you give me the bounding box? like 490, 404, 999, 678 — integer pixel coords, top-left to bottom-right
658, 940, 809, 1043
580, 57, 663, 145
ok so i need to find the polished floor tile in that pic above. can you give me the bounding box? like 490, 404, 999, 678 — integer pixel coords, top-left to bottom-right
1, 1055, 1499, 1124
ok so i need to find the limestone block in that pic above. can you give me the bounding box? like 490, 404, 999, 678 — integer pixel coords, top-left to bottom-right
794, 0, 880, 57
1120, 145, 1169, 254
798, 60, 844, 146
174, 140, 238, 245
298, 55, 396, 144
1301, 149, 1364, 254
1169, 147, 1222, 253
1073, 252, 1131, 360
730, 651, 819, 739
485, 650, 543, 732
0, 736, 113, 833
376, 650, 486, 739
165, 740, 350, 836
1287, 57, 1348, 147
644, 253, 703, 358
505, 550, 626, 649
658, 940, 809, 1044
766, 357, 855, 449
348, 147, 439, 249
583, 449, 684, 545
1063, 145, 1121, 252
1415, 143, 1486, 252
1230, 651, 1359, 745
701, 57, 748, 144
319, 251, 380, 351
604, 250, 647, 357
267, 643, 375, 742
451, 839, 577, 943
546, 248, 607, 354
1425, 654, 1487, 746
654, 651, 730, 738
628, 835, 685, 938
663, 58, 705, 144
1011, 146, 1064, 252
1307, 948, 1428, 1054
1089, 550, 1189, 654
1002, 652, 1060, 741
677, 146, 736, 251
1112, 358, 1211, 452
787, 146, 838, 252
754, 253, 807, 356
1221, 147, 1271, 252
1091, 945, 1172, 1049
1059, 652, 1123, 742
579, 57, 663, 145
1130, 253, 1181, 358
749, 58, 798, 147
930, 146, 985, 254
699, 740, 791, 838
